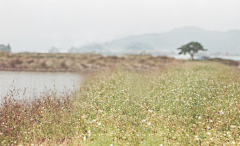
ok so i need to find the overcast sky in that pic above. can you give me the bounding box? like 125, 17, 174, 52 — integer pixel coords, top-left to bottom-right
0, 0, 240, 52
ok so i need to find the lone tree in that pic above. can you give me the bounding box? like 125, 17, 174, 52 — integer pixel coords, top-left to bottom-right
177, 42, 207, 60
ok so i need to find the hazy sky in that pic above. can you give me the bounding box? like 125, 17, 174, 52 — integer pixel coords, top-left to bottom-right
0, 0, 240, 52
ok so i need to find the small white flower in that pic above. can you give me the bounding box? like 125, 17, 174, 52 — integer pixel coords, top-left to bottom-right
210, 120, 213, 122
83, 136, 86, 140
219, 110, 224, 115
232, 141, 236, 144
207, 132, 211, 135
97, 122, 101, 126
147, 122, 151, 126
198, 116, 201, 119
148, 110, 153, 112
110, 144, 113, 146
194, 136, 199, 140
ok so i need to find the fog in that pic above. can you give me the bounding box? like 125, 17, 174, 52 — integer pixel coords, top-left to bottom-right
0, 0, 240, 52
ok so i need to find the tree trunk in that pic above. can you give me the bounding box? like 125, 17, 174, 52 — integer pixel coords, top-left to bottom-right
190, 54, 194, 60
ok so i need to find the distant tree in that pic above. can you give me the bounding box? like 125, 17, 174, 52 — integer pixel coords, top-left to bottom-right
177, 42, 207, 60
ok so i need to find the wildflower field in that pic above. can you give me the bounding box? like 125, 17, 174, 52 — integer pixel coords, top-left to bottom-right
0, 62, 240, 145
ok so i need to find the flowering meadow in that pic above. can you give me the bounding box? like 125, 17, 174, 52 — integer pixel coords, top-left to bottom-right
0, 62, 240, 145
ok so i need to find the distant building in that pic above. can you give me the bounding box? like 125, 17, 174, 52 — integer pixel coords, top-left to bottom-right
198, 56, 209, 60
59, 50, 68, 53
68, 47, 79, 53
49, 47, 59, 53
0, 44, 11, 52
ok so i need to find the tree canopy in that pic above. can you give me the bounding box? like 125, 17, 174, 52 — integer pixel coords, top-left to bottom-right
177, 42, 207, 60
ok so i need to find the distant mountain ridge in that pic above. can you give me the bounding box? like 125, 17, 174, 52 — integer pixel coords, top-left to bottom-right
76, 26, 240, 54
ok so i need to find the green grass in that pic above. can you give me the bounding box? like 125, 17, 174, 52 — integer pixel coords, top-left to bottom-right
0, 62, 240, 145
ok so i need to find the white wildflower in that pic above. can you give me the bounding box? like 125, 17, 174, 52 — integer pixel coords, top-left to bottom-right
88, 130, 91, 137
219, 110, 224, 115
148, 110, 153, 112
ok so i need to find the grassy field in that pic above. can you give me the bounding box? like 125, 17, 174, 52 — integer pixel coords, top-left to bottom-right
0, 61, 240, 145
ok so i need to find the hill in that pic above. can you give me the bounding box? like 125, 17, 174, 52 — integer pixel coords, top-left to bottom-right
78, 27, 240, 54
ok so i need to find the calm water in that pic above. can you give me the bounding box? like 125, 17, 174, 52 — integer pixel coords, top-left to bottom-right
169, 54, 240, 61
209, 55, 240, 61
0, 71, 83, 101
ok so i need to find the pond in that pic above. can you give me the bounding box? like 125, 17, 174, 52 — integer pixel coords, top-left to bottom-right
0, 71, 84, 101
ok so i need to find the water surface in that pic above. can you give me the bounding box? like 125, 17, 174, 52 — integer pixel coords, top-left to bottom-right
0, 71, 83, 101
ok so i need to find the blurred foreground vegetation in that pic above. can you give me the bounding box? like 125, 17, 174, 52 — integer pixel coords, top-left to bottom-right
0, 62, 240, 145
